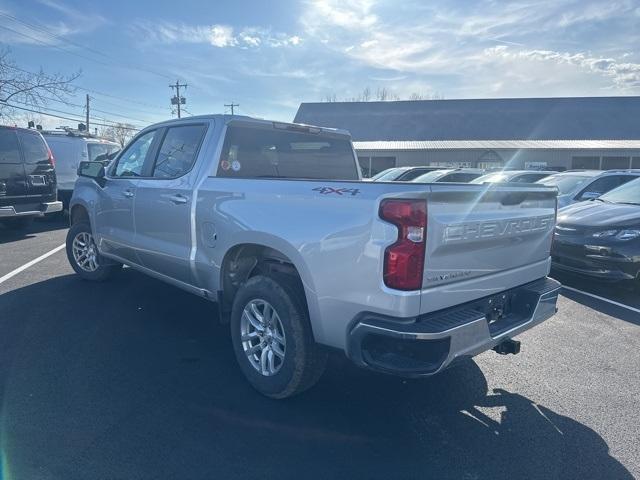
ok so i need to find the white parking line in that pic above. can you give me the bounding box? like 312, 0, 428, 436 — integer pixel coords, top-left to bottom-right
562, 285, 640, 314
0, 243, 66, 285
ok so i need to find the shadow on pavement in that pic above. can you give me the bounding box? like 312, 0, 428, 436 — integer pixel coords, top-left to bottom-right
0, 269, 632, 480
0, 215, 68, 244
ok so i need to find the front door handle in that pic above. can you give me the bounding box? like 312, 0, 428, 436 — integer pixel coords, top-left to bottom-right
123, 190, 134, 198
168, 194, 188, 205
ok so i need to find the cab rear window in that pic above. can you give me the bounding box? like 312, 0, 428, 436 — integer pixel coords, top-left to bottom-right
216, 125, 358, 180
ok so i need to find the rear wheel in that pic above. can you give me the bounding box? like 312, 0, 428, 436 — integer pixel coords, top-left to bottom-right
66, 222, 121, 281
230, 274, 327, 398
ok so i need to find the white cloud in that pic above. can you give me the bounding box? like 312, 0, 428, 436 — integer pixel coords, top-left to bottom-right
307, 0, 377, 29
131, 22, 301, 49
0, 0, 107, 46
209, 25, 236, 47
299, 0, 640, 96
485, 46, 640, 89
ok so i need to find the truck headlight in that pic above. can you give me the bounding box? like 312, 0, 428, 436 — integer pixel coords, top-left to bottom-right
616, 229, 640, 241
593, 229, 640, 240
591, 230, 617, 238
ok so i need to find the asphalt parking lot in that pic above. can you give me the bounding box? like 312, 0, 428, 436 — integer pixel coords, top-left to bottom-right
0, 218, 638, 480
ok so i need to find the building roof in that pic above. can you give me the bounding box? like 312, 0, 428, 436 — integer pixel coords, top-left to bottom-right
353, 139, 640, 151
294, 97, 640, 141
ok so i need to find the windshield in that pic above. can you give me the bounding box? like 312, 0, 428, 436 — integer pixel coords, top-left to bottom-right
537, 174, 592, 194
88, 143, 120, 162
470, 172, 509, 184
371, 168, 403, 181
412, 170, 451, 183
599, 177, 640, 205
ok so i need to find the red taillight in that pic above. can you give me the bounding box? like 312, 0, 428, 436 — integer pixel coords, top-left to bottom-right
47, 146, 55, 167
379, 199, 427, 290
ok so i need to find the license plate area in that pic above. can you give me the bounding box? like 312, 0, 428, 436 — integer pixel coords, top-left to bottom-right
475, 290, 533, 337
481, 292, 513, 330
29, 175, 47, 186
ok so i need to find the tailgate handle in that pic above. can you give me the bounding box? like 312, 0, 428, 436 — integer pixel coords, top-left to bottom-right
500, 193, 527, 206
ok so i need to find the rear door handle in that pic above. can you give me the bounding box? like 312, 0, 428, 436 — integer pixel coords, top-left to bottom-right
123, 190, 134, 198
168, 194, 189, 205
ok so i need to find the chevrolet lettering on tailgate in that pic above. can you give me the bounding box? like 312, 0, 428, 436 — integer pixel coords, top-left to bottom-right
444, 215, 555, 244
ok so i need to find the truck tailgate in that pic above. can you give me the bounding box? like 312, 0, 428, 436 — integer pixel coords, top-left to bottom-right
423, 184, 556, 289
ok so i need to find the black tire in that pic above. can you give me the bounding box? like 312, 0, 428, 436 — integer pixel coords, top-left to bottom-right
230, 274, 327, 399
66, 222, 121, 281
2, 216, 34, 230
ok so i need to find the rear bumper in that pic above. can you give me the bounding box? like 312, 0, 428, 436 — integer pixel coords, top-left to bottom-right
347, 277, 561, 377
0, 201, 63, 218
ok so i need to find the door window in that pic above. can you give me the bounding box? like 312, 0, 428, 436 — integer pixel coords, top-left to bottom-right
17, 131, 49, 164
0, 129, 21, 164
113, 130, 156, 177
152, 125, 207, 178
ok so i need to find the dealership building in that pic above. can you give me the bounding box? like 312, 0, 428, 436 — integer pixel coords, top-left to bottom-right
294, 96, 640, 177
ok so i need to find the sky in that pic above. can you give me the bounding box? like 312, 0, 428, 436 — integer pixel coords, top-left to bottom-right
1, 0, 639, 131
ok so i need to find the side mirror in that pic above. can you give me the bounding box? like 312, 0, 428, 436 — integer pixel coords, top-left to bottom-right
580, 191, 600, 200
78, 161, 106, 187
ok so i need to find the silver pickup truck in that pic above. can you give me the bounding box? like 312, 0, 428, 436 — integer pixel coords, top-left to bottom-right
67, 115, 561, 398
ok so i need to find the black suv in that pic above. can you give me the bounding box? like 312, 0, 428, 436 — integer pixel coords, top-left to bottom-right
0, 126, 62, 229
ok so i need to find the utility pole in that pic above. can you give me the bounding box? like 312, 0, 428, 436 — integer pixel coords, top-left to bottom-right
224, 102, 239, 115
170, 80, 188, 118
85, 94, 90, 133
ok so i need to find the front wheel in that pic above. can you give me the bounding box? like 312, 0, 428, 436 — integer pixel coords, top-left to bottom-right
230, 274, 327, 399
66, 222, 121, 281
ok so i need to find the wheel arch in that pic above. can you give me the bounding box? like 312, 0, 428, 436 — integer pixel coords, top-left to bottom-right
218, 238, 323, 342
69, 203, 90, 226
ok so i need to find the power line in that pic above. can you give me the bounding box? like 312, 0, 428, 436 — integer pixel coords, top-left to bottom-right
1, 102, 141, 131
0, 84, 157, 124
2, 99, 145, 129
0, 14, 174, 81
3, 63, 169, 112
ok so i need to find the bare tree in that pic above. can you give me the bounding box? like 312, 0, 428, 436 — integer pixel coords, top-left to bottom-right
322, 86, 442, 102
103, 122, 136, 147
0, 49, 80, 119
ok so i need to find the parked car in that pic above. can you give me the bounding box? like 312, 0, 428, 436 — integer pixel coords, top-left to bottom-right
0, 126, 62, 229
412, 168, 485, 183
67, 115, 560, 398
370, 166, 442, 182
42, 130, 120, 209
471, 170, 557, 184
552, 177, 640, 286
536, 170, 640, 209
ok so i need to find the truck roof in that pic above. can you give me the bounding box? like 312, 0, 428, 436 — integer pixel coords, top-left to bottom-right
143, 114, 352, 138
